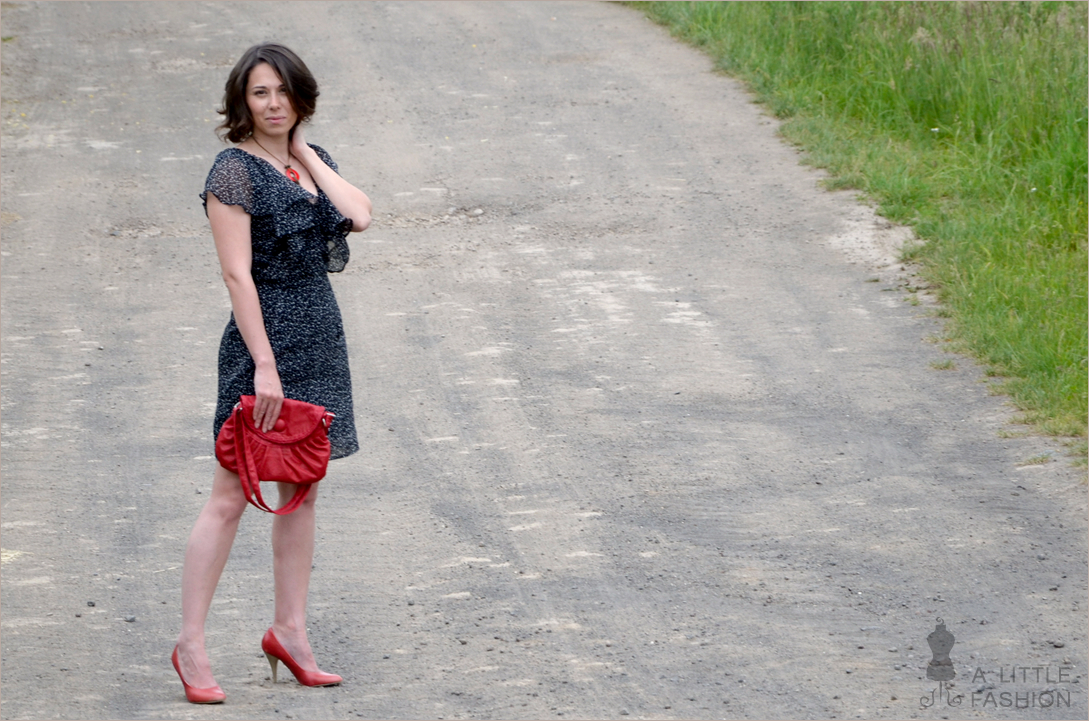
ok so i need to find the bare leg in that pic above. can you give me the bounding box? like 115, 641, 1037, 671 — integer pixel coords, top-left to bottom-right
270, 482, 326, 671
176, 464, 249, 688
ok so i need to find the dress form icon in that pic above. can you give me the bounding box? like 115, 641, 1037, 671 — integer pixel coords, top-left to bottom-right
926, 618, 956, 681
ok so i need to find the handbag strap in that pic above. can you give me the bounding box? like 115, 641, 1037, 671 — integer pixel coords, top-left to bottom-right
233, 405, 312, 515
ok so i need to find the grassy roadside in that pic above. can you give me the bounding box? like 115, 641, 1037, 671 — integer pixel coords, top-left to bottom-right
633, 1, 1087, 461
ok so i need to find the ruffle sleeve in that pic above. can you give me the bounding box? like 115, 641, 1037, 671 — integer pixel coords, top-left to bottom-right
310, 144, 352, 273
201, 149, 255, 216
320, 207, 352, 273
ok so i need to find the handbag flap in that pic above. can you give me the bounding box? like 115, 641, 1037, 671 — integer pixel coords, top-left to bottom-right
237, 395, 330, 444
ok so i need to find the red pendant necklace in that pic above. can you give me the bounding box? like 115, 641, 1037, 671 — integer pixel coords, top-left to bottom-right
252, 137, 300, 183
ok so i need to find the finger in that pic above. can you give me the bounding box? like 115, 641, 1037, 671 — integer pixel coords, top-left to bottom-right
255, 395, 272, 432
255, 405, 268, 432
265, 398, 283, 432
251, 400, 266, 429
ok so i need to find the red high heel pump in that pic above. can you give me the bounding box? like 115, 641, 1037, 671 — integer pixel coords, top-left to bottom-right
171, 646, 226, 704
261, 628, 342, 687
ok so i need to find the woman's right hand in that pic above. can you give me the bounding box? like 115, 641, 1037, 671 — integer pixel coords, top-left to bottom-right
252, 362, 284, 432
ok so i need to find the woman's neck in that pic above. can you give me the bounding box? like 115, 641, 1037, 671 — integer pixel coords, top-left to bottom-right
247, 131, 290, 158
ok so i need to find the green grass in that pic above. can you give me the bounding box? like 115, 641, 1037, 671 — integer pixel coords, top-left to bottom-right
635, 1, 1087, 450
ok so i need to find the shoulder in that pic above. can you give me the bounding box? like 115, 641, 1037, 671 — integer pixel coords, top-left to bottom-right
209, 146, 252, 169
214, 146, 248, 162
307, 143, 339, 173
216, 146, 247, 160
206, 147, 254, 179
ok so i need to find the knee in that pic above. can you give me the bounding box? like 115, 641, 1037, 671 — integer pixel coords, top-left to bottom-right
205, 490, 248, 524
299, 485, 319, 510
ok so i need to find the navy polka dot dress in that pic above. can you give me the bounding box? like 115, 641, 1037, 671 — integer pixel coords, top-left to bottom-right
202, 144, 358, 460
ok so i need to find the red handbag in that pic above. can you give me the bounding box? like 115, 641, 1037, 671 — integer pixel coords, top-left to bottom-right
214, 396, 335, 514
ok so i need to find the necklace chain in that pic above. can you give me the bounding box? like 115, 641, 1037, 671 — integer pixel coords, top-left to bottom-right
251, 137, 300, 183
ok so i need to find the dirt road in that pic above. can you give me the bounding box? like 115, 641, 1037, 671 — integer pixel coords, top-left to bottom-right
1, 2, 1085, 719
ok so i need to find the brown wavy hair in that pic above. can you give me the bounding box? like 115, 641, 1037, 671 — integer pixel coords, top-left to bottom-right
216, 43, 319, 143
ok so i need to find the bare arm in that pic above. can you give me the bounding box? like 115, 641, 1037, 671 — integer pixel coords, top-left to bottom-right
290, 127, 372, 232
207, 193, 283, 432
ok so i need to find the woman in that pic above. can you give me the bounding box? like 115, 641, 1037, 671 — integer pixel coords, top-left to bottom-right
173, 43, 371, 704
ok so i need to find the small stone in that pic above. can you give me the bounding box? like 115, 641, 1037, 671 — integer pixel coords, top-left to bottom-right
125, 615, 136, 623
470, 208, 484, 217
87, 601, 95, 607
407, 600, 415, 606
620, 711, 629, 716
75, 613, 82, 618
1053, 641, 1065, 648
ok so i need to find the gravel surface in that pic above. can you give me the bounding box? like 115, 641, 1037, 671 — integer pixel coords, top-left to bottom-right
1, 2, 1085, 719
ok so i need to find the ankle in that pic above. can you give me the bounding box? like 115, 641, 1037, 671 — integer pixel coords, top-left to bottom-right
272, 620, 306, 637
176, 632, 207, 653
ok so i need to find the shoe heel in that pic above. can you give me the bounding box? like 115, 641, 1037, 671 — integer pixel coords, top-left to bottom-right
265, 652, 279, 684
261, 627, 342, 687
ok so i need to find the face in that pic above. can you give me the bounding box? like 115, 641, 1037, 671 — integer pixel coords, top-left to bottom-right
245, 62, 297, 138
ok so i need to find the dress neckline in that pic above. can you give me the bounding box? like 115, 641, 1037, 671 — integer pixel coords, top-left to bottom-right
232, 146, 320, 199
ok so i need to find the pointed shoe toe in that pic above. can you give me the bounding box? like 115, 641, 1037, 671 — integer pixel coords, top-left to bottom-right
172, 647, 226, 704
